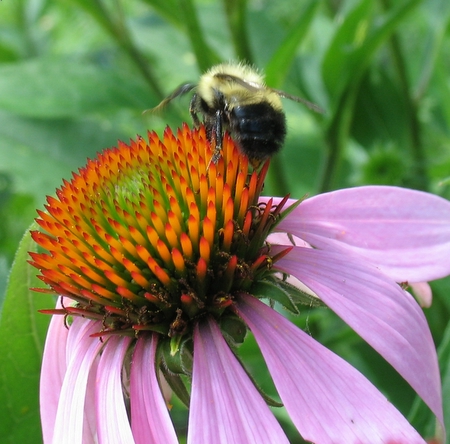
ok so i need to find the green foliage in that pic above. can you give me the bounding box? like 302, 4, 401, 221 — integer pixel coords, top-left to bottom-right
0, 226, 54, 444
1, 0, 450, 442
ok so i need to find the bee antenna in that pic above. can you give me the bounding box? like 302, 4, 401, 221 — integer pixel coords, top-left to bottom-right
271, 88, 325, 114
143, 83, 197, 115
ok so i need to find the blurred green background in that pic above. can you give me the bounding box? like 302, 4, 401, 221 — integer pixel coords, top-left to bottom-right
1, 0, 450, 442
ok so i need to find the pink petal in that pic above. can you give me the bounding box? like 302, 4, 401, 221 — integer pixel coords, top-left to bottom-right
276, 248, 443, 430
40, 300, 69, 443
410, 282, 433, 308
83, 355, 99, 443
130, 335, 178, 444
188, 317, 289, 444
68, 318, 99, 444
52, 318, 105, 444
96, 335, 134, 444
271, 186, 450, 282
235, 295, 428, 444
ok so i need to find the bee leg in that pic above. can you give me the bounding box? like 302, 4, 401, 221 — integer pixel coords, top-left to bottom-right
189, 94, 201, 127
207, 110, 223, 169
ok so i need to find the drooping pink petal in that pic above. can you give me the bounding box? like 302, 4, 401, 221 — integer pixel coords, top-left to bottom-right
66, 319, 102, 443
40, 300, 69, 443
83, 354, 99, 443
276, 247, 443, 429
268, 186, 450, 282
235, 294, 428, 444
130, 334, 178, 444
96, 335, 134, 444
188, 317, 290, 444
410, 282, 433, 308
52, 318, 105, 444
63, 312, 100, 443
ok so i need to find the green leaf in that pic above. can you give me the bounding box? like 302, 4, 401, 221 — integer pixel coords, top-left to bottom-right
265, 0, 319, 88
251, 278, 298, 313
0, 111, 134, 203
322, 0, 422, 103
0, 224, 55, 444
159, 370, 190, 408
65, 0, 116, 34
178, 0, 221, 71
320, 0, 423, 191
141, 0, 188, 27
412, 0, 450, 98
219, 314, 247, 346
322, 0, 374, 99
276, 277, 324, 308
0, 255, 8, 310
0, 41, 19, 63
438, 322, 450, 443
433, 62, 450, 139
0, 59, 157, 118
251, 275, 324, 314
66, 0, 165, 98
222, 0, 253, 62
351, 70, 409, 146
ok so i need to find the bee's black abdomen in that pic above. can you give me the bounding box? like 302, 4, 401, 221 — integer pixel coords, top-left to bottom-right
230, 103, 286, 160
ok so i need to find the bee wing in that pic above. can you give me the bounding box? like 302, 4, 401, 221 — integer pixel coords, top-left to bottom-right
214, 73, 262, 92
143, 83, 197, 114
270, 88, 325, 114
214, 73, 324, 114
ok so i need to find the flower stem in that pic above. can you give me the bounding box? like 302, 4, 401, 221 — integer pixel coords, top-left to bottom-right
222, 0, 253, 63
320, 85, 357, 193
179, 0, 221, 71
379, 0, 429, 191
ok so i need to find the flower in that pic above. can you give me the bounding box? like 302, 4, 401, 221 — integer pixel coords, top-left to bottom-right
30, 124, 450, 444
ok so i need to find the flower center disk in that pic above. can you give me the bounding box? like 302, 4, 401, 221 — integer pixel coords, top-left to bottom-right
30, 125, 287, 344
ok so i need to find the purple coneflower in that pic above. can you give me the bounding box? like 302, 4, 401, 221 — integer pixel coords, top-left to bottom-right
30, 124, 450, 444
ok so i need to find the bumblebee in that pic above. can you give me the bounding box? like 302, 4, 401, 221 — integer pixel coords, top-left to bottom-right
151, 62, 323, 167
